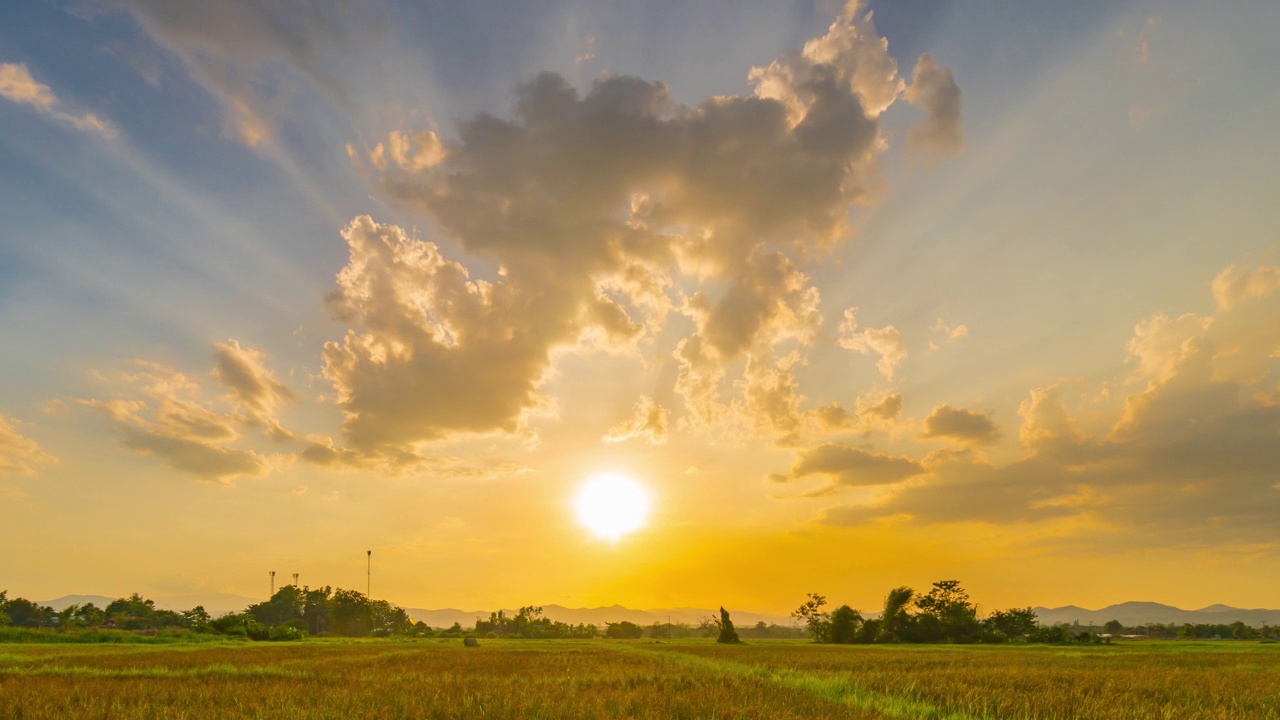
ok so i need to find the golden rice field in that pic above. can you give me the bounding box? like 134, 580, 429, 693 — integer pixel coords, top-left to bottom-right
2, 638, 1278, 719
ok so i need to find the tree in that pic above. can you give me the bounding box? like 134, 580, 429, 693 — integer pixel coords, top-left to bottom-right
105, 594, 159, 630
985, 608, 1039, 641
4, 596, 53, 628
1103, 619, 1124, 636
303, 586, 332, 636
182, 605, 212, 629
792, 593, 831, 642
716, 607, 740, 644
248, 586, 305, 627
605, 621, 644, 639
879, 586, 914, 642
828, 605, 863, 644
329, 588, 374, 636
915, 580, 981, 643
0, 591, 9, 628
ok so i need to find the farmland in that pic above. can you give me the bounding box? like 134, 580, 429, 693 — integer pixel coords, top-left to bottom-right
2, 638, 1278, 719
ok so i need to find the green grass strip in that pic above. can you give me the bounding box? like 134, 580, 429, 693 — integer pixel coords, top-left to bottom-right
626, 646, 987, 720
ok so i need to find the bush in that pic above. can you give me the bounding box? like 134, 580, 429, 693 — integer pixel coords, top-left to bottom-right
268, 625, 304, 642
605, 621, 645, 639
242, 619, 271, 641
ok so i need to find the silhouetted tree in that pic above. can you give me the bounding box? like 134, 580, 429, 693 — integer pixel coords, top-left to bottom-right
248, 585, 305, 627
5, 596, 54, 628
879, 586, 914, 642
829, 605, 863, 644
303, 586, 332, 636
181, 605, 211, 630
717, 607, 740, 644
914, 580, 981, 643
792, 593, 831, 642
605, 620, 645, 638
985, 607, 1038, 641
1103, 619, 1124, 635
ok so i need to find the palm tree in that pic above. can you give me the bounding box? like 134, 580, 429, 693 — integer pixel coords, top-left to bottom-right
879, 586, 914, 642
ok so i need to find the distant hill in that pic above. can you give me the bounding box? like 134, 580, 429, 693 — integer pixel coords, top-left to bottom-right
402, 604, 796, 629
1033, 601, 1280, 627
37, 593, 260, 618
35, 595, 116, 612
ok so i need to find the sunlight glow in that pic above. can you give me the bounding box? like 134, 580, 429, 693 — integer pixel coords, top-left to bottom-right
574, 472, 650, 541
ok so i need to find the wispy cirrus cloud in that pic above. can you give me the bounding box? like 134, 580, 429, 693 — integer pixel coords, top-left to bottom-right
79, 343, 296, 485
0, 62, 115, 137
0, 413, 58, 476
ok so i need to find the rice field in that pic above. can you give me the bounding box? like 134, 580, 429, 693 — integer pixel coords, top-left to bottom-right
2, 638, 1277, 719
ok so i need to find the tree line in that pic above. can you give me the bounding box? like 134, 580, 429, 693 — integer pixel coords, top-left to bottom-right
5, 583, 1275, 643
0, 587, 420, 641
795, 580, 1166, 644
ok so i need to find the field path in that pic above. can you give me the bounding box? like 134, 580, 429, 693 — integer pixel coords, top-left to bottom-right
623, 644, 981, 720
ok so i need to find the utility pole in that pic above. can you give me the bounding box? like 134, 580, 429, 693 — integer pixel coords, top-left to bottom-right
270, 570, 276, 597
293, 573, 299, 588
366, 550, 372, 598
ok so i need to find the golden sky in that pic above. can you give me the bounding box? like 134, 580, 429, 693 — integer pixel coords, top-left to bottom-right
1, 0, 1278, 615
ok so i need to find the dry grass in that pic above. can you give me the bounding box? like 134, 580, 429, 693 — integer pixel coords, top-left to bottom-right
2, 638, 1277, 719
0, 639, 872, 719
648, 641, 1280, 719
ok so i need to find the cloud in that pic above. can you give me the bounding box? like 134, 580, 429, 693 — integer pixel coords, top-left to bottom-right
1125, 311, 1211, 384
80, 355, 290, 484
119, 428, 274, 482
0, 414, 58, 475
212, 339, 296, 424
1017, 386, 1101, 464
773, 443, 925, 491
0, 62, 115, 137
816, 391, 902, 433
858, 392, 903, 424
811, 259, 1280, 547
838, 307, 906, 380
931, 317, 968, 341
321, 216, 572, 453
819, 456, 1079, 526
920, 404, 1001, 445
300, 436, 532, 479
605, 396, 669, 444
815, 402, 853, 430
1212, 263, 1280, 312
114, 0, 353, 146
749, 0, 905, 121
903, 54, 963, 155
338, 5, 959, 453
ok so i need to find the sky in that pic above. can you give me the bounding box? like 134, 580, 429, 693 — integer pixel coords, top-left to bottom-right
1, 0, 1278, 616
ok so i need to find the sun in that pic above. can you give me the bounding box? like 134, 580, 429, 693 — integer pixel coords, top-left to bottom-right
574, 472, 651, 541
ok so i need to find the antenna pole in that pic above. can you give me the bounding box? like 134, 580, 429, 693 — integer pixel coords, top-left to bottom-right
270, 570, 276, 597
293, 573, 299, 587
366, 550, 372, 598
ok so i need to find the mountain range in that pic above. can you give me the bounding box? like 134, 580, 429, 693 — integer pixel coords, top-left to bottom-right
33, 595, 1280, 629
36, 593, 261, 618
1031, 602, 1280, 628
399, 604, 796, 629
